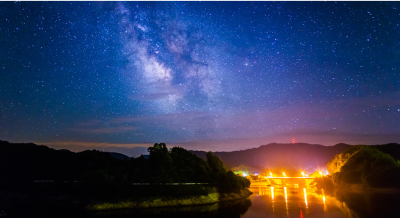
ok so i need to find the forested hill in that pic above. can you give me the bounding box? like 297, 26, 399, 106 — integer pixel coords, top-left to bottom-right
0, 140, 128, 182
326, 144, 400, 188
191, 143, 352, 170
0, 140, 250, 199
371, 143, 400, 160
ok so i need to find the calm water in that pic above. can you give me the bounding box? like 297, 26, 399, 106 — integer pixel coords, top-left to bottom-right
86, 186, 400, 218
246, 186, 400, 218
245, 186, 345, 218
8, 186, 400, 217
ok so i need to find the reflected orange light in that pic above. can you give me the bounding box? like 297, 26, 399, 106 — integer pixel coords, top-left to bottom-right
322, 189, 327, 212
284, 187, 287, 202
271, 186, 274, 200
271, 186, 274, 212
303, 188, 308, 208
284, 187, 288, 216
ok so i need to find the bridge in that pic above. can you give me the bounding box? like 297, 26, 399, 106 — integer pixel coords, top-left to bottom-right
267, 177, 314, 179
251, 177, 315, 187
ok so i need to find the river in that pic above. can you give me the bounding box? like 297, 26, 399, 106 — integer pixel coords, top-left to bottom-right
243, 186, 399, 218
7, 185, 400, 217
85, 185, 400, 218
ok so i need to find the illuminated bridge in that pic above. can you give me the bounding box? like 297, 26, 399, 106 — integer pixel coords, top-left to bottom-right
268, 177, 314, 179
251, 177, 315, 187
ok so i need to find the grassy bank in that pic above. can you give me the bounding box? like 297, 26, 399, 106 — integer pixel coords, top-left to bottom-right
87, 189, 252, 210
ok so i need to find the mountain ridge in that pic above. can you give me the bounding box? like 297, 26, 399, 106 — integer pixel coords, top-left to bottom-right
190, 142, 353, 171
2, 140, 397, 172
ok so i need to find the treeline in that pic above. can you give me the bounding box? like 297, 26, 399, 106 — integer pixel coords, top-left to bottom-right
318, 144, 400, 189
134, 143, 250, 191
0, 141, 249, 200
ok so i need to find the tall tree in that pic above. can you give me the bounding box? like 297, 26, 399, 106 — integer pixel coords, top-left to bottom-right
206, 152, 227, 174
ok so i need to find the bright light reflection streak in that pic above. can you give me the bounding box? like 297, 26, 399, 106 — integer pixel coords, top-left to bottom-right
284, 187, 287, 201
303, 188, 308, 208
271, 186, 274, 199
271, 186, 274, 212
284, 187, 288, 217
322, 189, 327, 212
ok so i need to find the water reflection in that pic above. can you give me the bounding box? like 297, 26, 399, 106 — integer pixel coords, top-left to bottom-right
246, 186, 347, 218
8, 186, 400, 218
271, 186, 274, 212
247, 186, 400, 218
303, 187, 308, 209
328, 189, 400, 218
321, 189, 327, 212
284, 187, 288, 217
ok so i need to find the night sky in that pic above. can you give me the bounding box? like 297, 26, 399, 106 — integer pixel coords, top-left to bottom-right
1, 2, 399, 156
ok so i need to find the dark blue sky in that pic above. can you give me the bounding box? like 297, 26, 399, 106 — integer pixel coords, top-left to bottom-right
1, 2, 399, 155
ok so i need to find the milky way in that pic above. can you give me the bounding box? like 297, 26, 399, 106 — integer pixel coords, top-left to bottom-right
1, 2, 399, 155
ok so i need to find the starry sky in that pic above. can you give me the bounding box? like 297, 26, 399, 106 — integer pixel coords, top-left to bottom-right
1, 1, 399, 156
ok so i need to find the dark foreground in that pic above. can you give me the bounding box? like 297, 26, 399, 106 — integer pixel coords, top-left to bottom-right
3, 186, 400, 218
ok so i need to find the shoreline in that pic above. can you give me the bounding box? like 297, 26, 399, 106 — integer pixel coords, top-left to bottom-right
318, 183, 400, 194
340, 184, 400, 194
87, 189, 253, 211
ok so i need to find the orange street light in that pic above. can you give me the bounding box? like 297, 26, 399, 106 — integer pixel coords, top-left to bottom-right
301, 172, 305, 177
270, 172, 273, 177
319, 171, 323, 177
283, 172, 286, 177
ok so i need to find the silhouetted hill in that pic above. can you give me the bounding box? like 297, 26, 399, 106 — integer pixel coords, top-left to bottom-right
327, 145, 400, 188
0, 140, 130, 181
191, 143, 352, 171
371, 143, 400, 160
107, 151, 130, 160
0, 140, 250, 201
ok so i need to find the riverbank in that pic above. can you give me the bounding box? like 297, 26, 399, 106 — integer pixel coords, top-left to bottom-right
312, 174, 400, 194
332, 183, 400, 194
87, 189, 253, 210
